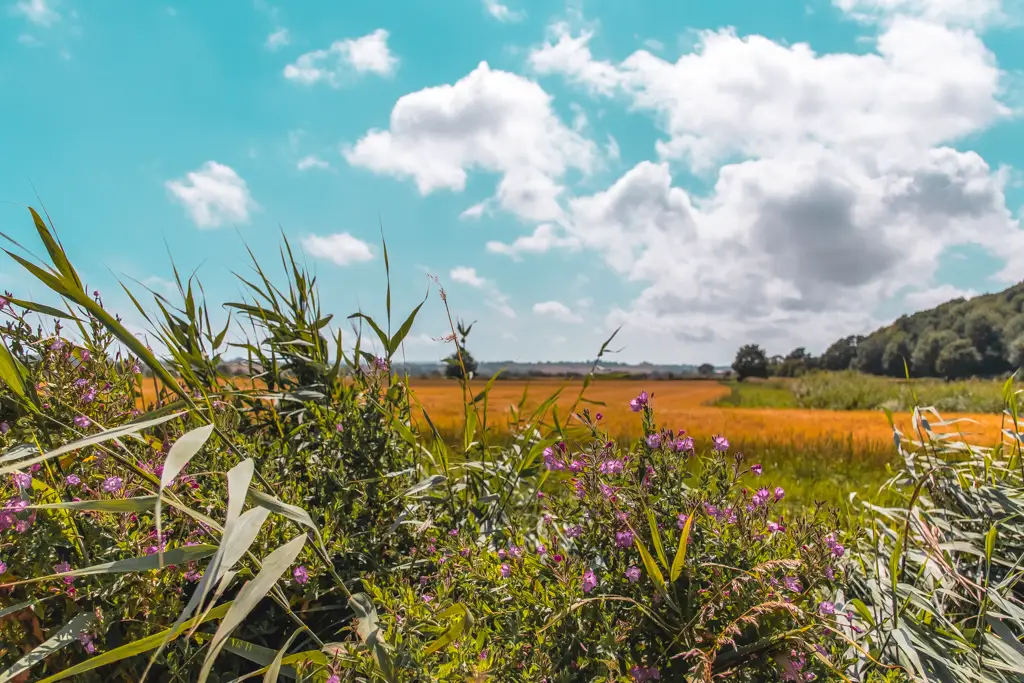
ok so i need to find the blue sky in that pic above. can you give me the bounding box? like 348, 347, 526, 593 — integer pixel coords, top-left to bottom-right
1, 0, 1023, 365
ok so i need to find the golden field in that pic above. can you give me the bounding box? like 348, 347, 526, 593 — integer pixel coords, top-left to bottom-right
406, 378, 1006, 446
139, 376, 1007, 446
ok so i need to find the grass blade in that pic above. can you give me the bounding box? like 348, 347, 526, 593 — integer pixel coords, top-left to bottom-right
35, 602, 232, 683
157, 424, 215, 568
0, 612, 93, 683
0, 545, 217, 588
198, 534, 307, 683
670, 510, 695, 583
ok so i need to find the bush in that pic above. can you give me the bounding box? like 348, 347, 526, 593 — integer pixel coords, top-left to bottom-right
6, 204, 1011, 682
732, 344, 769, 382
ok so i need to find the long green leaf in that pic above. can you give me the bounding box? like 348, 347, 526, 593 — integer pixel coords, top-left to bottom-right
0, 612, 94, 683
646, 509, 668, 570
633, 534, 667, 595
0, 412, 185, 475
423, 603, 473, 656
198, 535, 307, 683
0, 339, 31, 404
387, 300, 425, 357
27, 496, 159, 513
263, 627, 306, 683
157, 424, 215, 568
670, 511, 695, 583
0, 545, 217, 588
35, 602, 233, 683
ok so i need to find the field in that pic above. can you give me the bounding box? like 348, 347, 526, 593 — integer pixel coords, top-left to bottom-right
136, 375, 1010, 510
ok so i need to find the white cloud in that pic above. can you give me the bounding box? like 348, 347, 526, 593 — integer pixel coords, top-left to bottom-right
13, 0, 59, 26
902, 284, 978, 309
284, 29, 398, 85
486, 223, 580, 260
510, 17, 1023, 361
343, 61, 597, 222
833, 0, 1007, 27
301, 233, 374, 266
297, 154, 330, 171
447, 266, 517, 318
265, 27, 290, 50
17, 33, 41, 46
483, 0, 524, 21
165, 162, 258, 229
450, 266, 487, 288
533, 300, 583, 323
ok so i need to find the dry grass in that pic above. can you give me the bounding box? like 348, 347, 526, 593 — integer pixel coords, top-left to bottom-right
407, 378, 1005, 446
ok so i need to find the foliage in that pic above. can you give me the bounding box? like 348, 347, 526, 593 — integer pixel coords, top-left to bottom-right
443, 319, 478, 380
6, 203, 1019, 682
732, 344, 769, 382
842, 382, 1024, 682
810, 283, 1024, 379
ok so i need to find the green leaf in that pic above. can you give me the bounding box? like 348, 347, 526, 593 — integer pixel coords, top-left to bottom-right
633, 533, 667, 595
984, 523, 998, 568
347, 312, 389, 356
35, 602, 233, 683
263, 627, 306, 683
29, 207, 83, 291
646, 509, 668, 570
27, 496, 159, 513
349, 593, 396, 682
247, 488, 320, 540
0, 612, 94, 683
0, 338, 31, 405
387, 300, 426, 358
0, 545, 217, 588
0, 411, 185, 475
670, 510, 695, 583
4, 296, 81, 321
198, 535, 307, 683
423, 603, 473, 656
157, 424, 214, 568
402, 474, 446, 497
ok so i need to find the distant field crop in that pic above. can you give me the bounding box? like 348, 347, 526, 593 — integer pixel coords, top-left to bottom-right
407, 377, 1004, 447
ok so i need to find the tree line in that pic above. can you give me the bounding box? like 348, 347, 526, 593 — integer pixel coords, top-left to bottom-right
731, 283, 1024, 381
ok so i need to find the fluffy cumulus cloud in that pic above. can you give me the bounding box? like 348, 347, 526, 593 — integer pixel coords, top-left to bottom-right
343, 62, 597, 222
533, 300, 583, 323
165, 162, 258, 229
284, 29, 398, 85
301, 233, 374, 266
483, 5, 1023, 361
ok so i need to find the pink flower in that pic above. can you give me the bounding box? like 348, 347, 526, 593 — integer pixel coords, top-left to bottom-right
774, 487, 786, 502
625, 566, 641, 583
500, 563, 511, 578
293, 566, 309, 584
819, 601, 835, 615
0, 560, 7, 574
615, 530, 635, 548
78, 632, 96, 655
582, 569, 597, 593
73, 415, 90, 428
712, 434, 729, 452
536, 544, 547, 555
677, 513, 689, 529
327, 676, 341, 683
12, 472, 31, 490
102, 476, 123, 493
751, 463, 763, 476
65, 474, 81, 486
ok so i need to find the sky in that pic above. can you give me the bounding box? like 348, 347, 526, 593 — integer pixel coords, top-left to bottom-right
1, 0, 1023, 366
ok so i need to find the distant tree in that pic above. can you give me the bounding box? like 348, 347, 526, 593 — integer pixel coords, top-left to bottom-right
882, 333, 913, 377
821, 335, 860, 371
965, 309, 1009, 375
732, 344, 769, 381
852, 335, 886, 375
911, 330, 957, 377
935, 338, 982, 380
444, 319, 479, 379
775, 347, 816, 377
697, 363, 715, 376
1008, 333, 1024, 370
